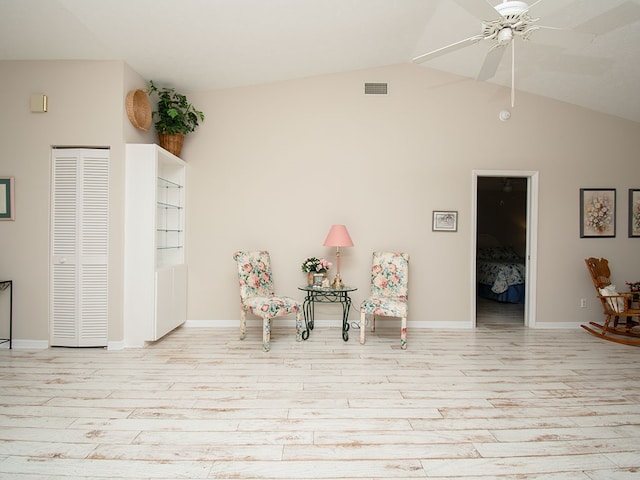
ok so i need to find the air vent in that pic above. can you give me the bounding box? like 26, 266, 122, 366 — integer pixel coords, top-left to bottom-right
364, 82, 388, 95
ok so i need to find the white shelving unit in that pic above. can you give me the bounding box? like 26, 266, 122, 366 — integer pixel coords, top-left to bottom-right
124, 144, 187, 347
156, 175, 184, 265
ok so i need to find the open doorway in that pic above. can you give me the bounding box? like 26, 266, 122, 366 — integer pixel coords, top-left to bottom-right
472, 171, 538, 328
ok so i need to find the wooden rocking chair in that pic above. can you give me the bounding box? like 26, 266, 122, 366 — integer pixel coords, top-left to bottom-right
582, 257, 640, 346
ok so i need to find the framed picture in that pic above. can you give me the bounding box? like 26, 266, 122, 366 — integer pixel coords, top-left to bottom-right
629, 189, 640, 237
0, 177, 14, 221
580, 188, 615, 238
432, 210, 458, 232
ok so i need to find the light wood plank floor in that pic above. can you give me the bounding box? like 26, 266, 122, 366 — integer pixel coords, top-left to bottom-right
476, 296, 524, 326
1, 318, 640, 479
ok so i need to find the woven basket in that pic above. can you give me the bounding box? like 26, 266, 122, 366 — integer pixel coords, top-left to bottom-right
125, 89, 152, 131
158, 133, 185, 158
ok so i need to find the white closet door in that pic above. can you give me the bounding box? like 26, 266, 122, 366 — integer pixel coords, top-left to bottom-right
50, 148, 109, 347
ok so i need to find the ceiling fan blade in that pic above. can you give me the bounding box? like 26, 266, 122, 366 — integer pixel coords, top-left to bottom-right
525, 0, 564, 19
525, 0, 545, 13
573, 1, 640, 35
412, 35, 484, 64
477, 45, 507, 81
529, 25, 595, 49
453, 0, 501, 21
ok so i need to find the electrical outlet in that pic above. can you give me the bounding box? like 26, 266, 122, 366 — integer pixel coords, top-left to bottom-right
580, 298, 587, 308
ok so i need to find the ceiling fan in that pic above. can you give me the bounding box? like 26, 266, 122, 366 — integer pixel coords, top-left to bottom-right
412, 0, 639, 108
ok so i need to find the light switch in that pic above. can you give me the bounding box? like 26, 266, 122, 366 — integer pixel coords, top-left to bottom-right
30, 94, 48, 113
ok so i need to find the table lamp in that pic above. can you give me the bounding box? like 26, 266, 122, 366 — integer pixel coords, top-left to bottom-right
323, 224, 354, 289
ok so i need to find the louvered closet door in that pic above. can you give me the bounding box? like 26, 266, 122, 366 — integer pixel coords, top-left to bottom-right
51, 148, 109, 347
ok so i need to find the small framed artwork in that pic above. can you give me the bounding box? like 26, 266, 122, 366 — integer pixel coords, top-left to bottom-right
629, 189, 640, 237
0, 177, 14, 221
580, 188, 615, 238
432, 210, 458, 232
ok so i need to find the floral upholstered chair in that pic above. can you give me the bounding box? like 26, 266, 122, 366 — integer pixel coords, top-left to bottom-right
232, 250, 303, 352
360, 252, 410, 349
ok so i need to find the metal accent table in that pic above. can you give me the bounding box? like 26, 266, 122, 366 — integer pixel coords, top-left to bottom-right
0, 280, 12, 349
298, 285, 357, 342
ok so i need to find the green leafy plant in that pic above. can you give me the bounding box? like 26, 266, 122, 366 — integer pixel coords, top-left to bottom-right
148, 80, 205, 135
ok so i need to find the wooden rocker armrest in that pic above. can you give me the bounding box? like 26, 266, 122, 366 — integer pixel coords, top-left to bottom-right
598, 294, 632, 313
616, 291, 635, 297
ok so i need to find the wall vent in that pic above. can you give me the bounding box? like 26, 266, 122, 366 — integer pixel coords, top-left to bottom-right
364, 82, 388, 95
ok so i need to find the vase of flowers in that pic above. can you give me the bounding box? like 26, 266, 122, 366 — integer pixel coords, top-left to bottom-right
301, 257, 332, 286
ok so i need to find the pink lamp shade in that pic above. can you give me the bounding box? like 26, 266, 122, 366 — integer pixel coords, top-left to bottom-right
323, 225, 354, 247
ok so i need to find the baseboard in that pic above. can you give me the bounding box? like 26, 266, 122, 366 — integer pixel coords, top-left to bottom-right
0, 339, 49, 350
107, 340, 127, 350
533, 321, 583, 329
183, 319, 474, 329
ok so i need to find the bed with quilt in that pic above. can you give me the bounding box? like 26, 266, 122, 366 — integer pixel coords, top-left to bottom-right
476, 246, 526, 304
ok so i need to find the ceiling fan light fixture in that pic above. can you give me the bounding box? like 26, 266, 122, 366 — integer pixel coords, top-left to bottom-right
495, 1, 529, 18
497, 27, 513, 44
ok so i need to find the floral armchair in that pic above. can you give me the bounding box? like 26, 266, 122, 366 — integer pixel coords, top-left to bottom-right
360, 252, 410, 349
232, 250, 303, 352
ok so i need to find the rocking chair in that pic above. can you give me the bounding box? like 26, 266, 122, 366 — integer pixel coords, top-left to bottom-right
582, 257, 640, 346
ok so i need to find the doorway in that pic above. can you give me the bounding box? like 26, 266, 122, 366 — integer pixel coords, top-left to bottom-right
471, 170, 538, 328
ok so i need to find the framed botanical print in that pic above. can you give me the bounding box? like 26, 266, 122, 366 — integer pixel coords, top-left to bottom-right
580, 188, 615, 238
629, 189, 640, 237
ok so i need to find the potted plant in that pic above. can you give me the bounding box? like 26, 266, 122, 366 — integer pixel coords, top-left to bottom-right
147, 80, 205, 157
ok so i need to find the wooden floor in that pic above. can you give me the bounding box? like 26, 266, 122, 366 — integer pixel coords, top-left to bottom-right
1, 307, 640, 479
476, 296, 525, 326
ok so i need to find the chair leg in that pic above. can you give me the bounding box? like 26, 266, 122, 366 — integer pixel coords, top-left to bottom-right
262, 317, 271, 352
371, 315, 376, 332
239, 310, 247, 340
295, 309, 303, 342
360, 312, 366, 345
400, 316, 407, 350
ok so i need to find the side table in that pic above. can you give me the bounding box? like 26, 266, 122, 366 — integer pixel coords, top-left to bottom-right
298, 285, 357, 342
0, 280, 12, 349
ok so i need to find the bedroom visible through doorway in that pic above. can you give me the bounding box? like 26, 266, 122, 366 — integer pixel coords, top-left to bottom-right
474, 173, 534, 327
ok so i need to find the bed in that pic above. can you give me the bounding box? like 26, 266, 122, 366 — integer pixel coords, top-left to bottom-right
476, 246, 526, 304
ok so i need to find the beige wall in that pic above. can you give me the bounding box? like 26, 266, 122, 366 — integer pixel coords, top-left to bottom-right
0, 60, 152, 345
1, 60, 639, 346
184, 63, 640, 328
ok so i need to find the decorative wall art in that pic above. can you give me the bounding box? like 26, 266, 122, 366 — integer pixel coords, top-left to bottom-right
629, 189, 640, 237
580, 188, 615, 238
432, 210, 458, 232
0, 177, 14, 221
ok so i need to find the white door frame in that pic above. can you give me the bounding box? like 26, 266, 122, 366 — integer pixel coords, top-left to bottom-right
471, 170, 539, 328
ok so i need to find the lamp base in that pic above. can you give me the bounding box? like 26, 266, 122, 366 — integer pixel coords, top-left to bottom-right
331, 273, 344, 290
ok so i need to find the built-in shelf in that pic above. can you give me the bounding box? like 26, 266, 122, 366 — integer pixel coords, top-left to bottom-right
156, 174, 184, 253
124, 144, 187, 347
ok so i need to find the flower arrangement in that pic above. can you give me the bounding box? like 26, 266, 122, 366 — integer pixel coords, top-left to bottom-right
626, 281, 640, 292
584, 194, 613, 232
633, 201, 640, 233
301, 257, 332, 273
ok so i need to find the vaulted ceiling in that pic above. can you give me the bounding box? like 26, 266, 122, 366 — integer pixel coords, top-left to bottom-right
2, 0, 639, 123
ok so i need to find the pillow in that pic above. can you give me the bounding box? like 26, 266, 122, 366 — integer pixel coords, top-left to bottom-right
598, 284, 625, 313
